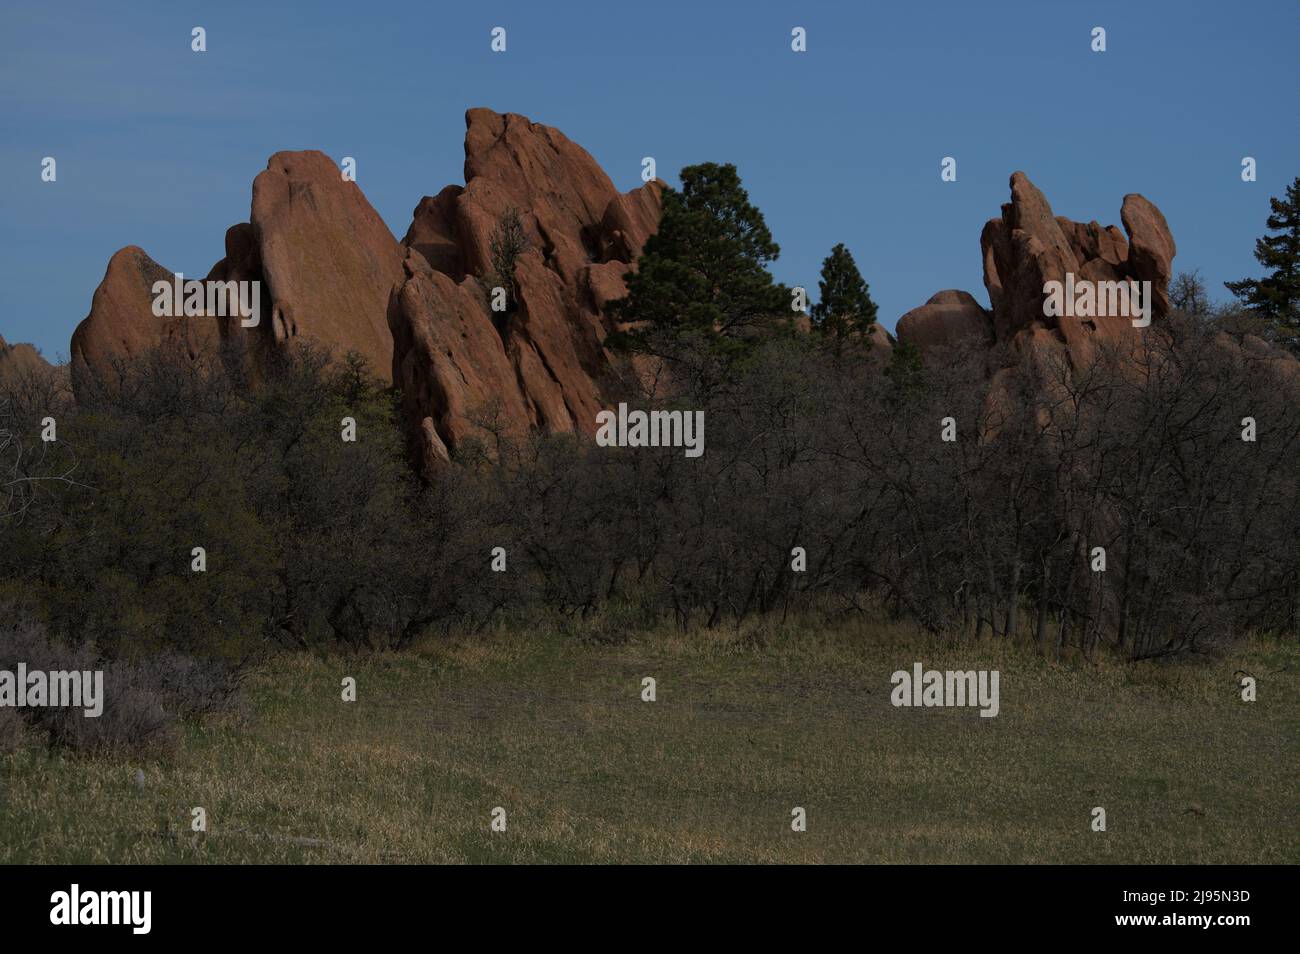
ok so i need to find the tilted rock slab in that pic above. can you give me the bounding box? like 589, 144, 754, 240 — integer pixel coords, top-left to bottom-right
71, 153, 403, 400
70, 246, 221, 396
241, 151, 403, 381
390, 109, 663, 473
68, 110, 661, 465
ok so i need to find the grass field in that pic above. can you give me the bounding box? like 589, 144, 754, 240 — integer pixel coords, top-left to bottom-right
1, 619, 1296, 864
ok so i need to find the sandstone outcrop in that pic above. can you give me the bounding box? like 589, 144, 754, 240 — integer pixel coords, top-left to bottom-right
899, 171, 1178, 373
896, 290, 993, 356
70, 246, 221, 395
66, 111, 662, 453
389, 109, 664, 472
244, 151, 403, 380
1218, 331, 1300, 384
0, 335, 58, 391
67, 124, 1233, 475
899, 171, 1300, 427
70, 152, 403, 399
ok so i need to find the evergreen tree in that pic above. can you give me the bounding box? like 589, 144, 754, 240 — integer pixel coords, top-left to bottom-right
810, 243, 878, 341
609, 162, 789, 363
1225, 177, 1300, 352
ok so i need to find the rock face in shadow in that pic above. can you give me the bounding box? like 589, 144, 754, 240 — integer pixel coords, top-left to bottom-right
389, 109, 663, 473
0, 335, 60, 391
896, 290, 994, 355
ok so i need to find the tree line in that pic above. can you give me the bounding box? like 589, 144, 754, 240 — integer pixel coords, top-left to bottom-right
1, 168, 1297, 672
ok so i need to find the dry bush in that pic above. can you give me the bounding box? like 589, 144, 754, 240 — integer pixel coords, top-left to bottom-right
0, 613, 243, 756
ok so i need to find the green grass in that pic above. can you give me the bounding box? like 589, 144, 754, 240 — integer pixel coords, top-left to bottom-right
1, 620, 1296, 863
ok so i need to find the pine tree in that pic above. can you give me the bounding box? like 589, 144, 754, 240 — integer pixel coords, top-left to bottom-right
1225, 177, 1300, 353
609, 162, 789, 363
810, 243, 878, 342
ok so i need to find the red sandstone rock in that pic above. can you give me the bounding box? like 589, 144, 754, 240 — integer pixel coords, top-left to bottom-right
0, 335, 59, 391
1121, 193, 1177, 319
897, 171, 1188, 433
70, 246, 220, 396
863, 321, 894, 355
388, 250, 533, 468
249, 151, 403, 382
390, 109, 664, 470
896, 290, 994, 355
403, 186, 467, 280
72, 151, 403, 399
968, 172, 1176, 366
0, 336, 48, 376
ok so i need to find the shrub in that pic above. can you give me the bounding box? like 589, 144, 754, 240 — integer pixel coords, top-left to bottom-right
488, 207, 529, 317
0, 613, 243, 756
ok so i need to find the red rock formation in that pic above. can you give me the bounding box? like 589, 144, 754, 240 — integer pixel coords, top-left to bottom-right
896, 290, 993, 356
0, 335, 59, 391
1221, 331, 1300, 384
245, 151, 403, 381
1120, 194, 1176, 319
70, 246, 220, 395
862, 321, 894, 354
901, 172, 1300, 432
900, 171, 1178, 373
202, 222, 270, 372
390, 109, 664, 472
71, 152, 403, 399
68, 111, 659, 449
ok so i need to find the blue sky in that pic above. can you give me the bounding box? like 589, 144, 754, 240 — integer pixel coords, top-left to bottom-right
1, 0, 1296, 359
